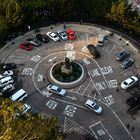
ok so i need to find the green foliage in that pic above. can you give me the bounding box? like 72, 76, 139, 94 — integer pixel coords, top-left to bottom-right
106, 0, 140, 33
0, 98, 62, 140
0, 0, 24, 31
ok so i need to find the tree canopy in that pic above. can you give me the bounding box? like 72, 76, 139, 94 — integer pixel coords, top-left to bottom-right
0, 0, 139, 40
0, 98, 62, 140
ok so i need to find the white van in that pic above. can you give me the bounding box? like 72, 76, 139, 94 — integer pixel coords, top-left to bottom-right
0, 76, 14, 88
97, 34, 106, 46
10, 89, 27, 101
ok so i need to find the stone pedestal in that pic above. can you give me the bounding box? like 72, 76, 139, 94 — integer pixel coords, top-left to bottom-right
61, 65, 73, 75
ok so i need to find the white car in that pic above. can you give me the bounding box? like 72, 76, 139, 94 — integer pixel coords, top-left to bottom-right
85, 99, 103, 114
22, 103, 31, 114
0, 76, 14, 88
47, 84, 66, 96
121, 76, 139, 89
46, 31, 60, 42
16, 103, 31, 116
1, 84, 15, 92
3, 70, 14, 76
0, 74, 4, 79
57, 30, 68, 40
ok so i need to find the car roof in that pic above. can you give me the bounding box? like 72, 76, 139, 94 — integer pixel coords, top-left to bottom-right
50, 85, 58, 90
85, 100, 95, 106
125, 78, 134, 84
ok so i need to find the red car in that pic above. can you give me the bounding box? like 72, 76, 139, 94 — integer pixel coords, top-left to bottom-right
66, 29, 76, 40
19, 43, 33, 51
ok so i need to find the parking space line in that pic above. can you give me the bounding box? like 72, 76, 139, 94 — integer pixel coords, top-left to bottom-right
86, 33, 89, 44
81, 80, 92, 95
108, 45, 116, 54
76, 84, 83, 94
89, 121, 113, 140
120, 66, 135, 74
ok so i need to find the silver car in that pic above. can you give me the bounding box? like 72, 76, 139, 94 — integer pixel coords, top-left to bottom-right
57, 30, 68, 40
47, 84, 66, 96
85, 99, 103, 114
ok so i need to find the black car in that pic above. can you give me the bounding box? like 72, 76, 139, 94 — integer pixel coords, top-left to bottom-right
116, 50, 130, 61
126, 93, 140, 110
87, 44, 100, 58
26, 38, 41, 47
2, 63, 16, 71
121, 57, 134, 69
36, 34, 49, 43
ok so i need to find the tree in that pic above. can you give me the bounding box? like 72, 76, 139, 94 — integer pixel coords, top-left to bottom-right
0, 98, 62, 140
0, 0, 24, 31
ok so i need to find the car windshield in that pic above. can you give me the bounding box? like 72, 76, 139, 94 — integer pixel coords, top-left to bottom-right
57, 87, 62, 92
123, 81, 128, 85
92, 104, 99, 110
70, 34, 74, 37
120, 52, 125, 56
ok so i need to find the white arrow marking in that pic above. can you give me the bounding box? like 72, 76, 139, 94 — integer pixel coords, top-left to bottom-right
66, 95, 77, 100
48, 56, 57, 62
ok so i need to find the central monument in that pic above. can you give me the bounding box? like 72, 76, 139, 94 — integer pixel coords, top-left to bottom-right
61, 57, 73, 75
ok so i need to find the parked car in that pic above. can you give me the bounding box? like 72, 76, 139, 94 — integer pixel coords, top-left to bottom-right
21, 103, 31, 114
0, 76, 14, 88
2, 63, 16, 71
1, 84, 15, 93
0, 74, 4, 79
87, 44, 100, 58
47, 84, 66, 96
116, 50, 130, 61
46, 31, 60, 42
97, 34, 106, 46
85, 99, 103, 114
66, 29, 76, 40
57, 30, 68, 41
36, 34, 49, 43
121, 76, 138, 89
26, 38, 41, 47
19, 43, 33, 51
121, 58, 134, 69
3, 70, 14, 77
16, 103, 31, 116
126, 97, 140, 108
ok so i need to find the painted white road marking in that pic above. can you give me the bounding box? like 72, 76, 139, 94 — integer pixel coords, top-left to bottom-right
48, 56, 57, 62
46, 100, 58, 110
66, 95, 77, 100
83, 58, 90, 65
37, 74, 43, 81
31, 55, 41, 62
63, 105, 77, 117
65, 43, 73, 51
95, 80, 118, 91
81, 46, 88, 52
64, 117, 93, 136
66, 51, 75, 60
100, 66, 113, 75
90, 69, 101, 77
108, 45, 116, 54
104, 95, 116, 105
89, 121, 113, 140
41, 90, 52, 97
22, 68, 33, 75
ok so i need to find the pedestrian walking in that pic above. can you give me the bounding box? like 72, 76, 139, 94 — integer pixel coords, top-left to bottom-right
127, 124, 130, 129
63, 22, 66, 29
80, 19, 83, 24
131, 126, 135, 132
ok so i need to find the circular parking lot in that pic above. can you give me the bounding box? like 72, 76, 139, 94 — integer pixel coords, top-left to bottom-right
0, 23, 140, 140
